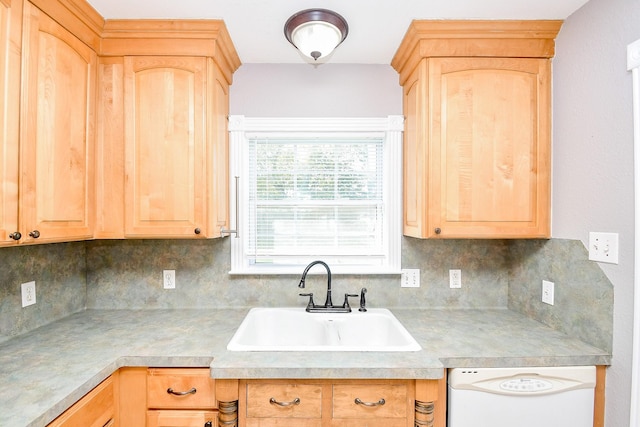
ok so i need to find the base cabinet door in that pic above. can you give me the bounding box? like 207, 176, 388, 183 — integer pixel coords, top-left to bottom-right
47, 376, 115, 427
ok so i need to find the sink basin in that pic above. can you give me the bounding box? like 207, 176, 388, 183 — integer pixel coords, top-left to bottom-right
226, 307, 421, 352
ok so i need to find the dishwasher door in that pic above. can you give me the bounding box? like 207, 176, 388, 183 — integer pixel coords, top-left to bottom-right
447, 366, 596, 427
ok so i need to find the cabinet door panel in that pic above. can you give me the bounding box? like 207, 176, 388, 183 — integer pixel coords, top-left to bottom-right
402, 59, 428, 238
429, 57, 550, 237
20, 3, 95, 243
47, 376, 114, 427
124, 56, 207, 237
0, 0, 20, 244
207, 59, 229, 235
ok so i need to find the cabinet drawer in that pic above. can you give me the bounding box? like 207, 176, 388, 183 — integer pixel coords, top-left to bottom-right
246, 383, 322, 418
147, 368, 216, 409
332, 383, 408, 419
147, 410, 217, 427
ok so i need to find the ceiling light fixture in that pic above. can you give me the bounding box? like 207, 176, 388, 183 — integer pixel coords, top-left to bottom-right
284, 9, 349, 61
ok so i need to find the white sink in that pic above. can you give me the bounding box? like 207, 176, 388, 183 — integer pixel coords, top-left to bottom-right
226, 307, 421, 352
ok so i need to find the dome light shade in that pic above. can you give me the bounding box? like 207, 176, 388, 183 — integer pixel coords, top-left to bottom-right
284, 9, 349, 61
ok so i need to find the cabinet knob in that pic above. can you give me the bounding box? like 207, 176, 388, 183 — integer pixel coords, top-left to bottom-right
9, 231, 21, 241
434, 228, 441, 235
29, 230, 40, 239
194, 228, 201, 235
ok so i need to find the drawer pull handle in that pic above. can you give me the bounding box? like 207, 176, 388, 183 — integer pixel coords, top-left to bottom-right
167, 387, 197, 396
269, 397, 300, 407
355, 397, 386, 407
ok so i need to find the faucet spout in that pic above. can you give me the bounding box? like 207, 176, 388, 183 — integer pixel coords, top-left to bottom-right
298, 260, 333, 308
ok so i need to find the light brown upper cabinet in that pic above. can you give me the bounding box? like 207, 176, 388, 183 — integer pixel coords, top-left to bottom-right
0, 0, 21, 246
96, 21, 240, 238
8, 1, 98, 245
392, 21, 562, 239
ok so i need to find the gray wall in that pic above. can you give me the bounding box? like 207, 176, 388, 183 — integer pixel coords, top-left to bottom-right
551, 0, 640, 424
229, 64, 401, 117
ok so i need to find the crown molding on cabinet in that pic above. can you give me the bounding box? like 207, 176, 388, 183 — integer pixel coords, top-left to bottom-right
391, 20, 563, 85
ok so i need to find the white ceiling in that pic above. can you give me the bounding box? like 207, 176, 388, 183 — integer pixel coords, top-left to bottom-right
85, 0, 589, 65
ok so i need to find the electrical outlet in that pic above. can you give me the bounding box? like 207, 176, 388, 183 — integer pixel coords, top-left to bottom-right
163, 270, 176, 289
401, 269, 420, 288
588, 232, 619, 264
21, 281, 36, 307
449, 269, 462, 288
542, 280, 554, 305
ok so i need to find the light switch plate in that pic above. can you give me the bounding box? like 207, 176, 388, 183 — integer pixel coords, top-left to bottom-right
588, 232, 619, 264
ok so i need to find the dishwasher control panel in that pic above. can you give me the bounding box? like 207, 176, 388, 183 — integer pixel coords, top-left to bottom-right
499, 378, 553, 392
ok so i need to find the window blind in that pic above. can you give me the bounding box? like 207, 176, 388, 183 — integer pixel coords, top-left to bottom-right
247, 138, 385, 264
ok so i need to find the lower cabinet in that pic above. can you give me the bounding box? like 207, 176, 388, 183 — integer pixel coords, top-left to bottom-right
239, 378, 445, 427
118, 367, 239, 427
46, 369, 448, 427
47, 375, 115, 427
146, 368, 218, 427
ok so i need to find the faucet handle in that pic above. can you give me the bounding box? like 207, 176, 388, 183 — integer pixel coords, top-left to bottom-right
299, 293, 316, 310
359, 288, 367, 312
343, 293, 359, 311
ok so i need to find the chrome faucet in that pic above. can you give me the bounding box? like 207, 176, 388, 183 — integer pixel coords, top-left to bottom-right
298, 260, 357, 313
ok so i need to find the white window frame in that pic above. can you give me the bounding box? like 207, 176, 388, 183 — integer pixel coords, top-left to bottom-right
628, 37, 640, 427
227, 115, 403, 275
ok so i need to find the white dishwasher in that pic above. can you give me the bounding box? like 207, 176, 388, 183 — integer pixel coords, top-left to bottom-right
448, 366, 596, 427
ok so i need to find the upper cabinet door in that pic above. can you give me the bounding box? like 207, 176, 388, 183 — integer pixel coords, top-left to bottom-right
123, 56, 208, 238
19, 2, 96, 244
0, 0, 21, 245
427, 57, 551, 238
206, 59, 230, 236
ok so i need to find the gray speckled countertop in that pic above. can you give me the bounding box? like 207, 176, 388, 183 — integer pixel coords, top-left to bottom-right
0, 308, 609, 427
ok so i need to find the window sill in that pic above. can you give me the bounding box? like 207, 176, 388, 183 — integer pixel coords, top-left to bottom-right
228, 266, 402, 276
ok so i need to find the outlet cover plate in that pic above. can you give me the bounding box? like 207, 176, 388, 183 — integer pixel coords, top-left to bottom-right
542, 280, 554, 305
401, 269, 420, 288
588, 232, 619, 264
21, 281, 36, 307
163, 270, 176, 289
449, 269, 462, 288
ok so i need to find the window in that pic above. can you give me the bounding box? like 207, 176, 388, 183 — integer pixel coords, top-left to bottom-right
228, 116, 403, 275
